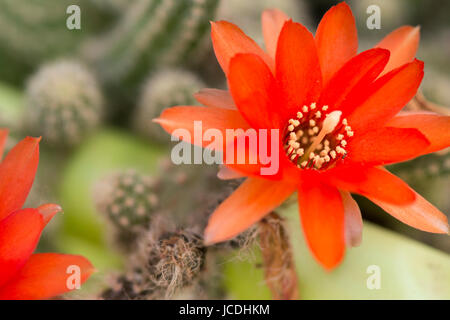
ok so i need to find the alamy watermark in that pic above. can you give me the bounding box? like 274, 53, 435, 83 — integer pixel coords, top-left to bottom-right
366, 5, 381, 29
366, 265, 381, 290
170, 121, 280, 176
66, 5, 81, 30
66, 265, 82, 290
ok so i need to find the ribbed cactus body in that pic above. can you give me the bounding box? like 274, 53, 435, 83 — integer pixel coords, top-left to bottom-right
24, 60, 104, 147
85, 0, 219, 85
133, 68, 204, 143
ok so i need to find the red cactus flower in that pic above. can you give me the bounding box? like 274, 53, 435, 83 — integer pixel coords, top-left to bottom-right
155, 3, 450, 269
0, 129, 94, 299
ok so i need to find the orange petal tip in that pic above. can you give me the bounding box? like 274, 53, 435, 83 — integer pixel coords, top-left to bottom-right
203, 230, 215, 246
29, 136, 42, 143
203, 226, 226, 246
37, 203, 62, 225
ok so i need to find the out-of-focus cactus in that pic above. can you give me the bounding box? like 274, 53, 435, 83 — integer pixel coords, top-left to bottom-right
84, 0, 220, 87
390, 152, 450, 182
0, 0, 83, 66
133, 68, 205, 143
91, 0, 130, 13
24, 60, 104, 147
94, 169, 159, 247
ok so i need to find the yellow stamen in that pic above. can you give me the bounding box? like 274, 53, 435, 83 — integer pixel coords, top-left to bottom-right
304, 111, 342, 159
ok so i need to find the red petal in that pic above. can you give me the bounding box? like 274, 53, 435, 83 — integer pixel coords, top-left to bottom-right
275, 20, 322, 122
228, 53, 282, 129
347, 127, 430, 165
341, 191, 363, 247
0, 253, 94, 300
315, 2, 358, 85
0, 209, 43, 287
154, 106, 250, 150
194, 88, 236, 109
319, 48, 390, 115
369, 191, 448, 234
298, 182, 345, 270
386, 112, 450, 154
262, 9, 289, 60
204, 177, 296, 244
0, 137, 40, 221
376, 26, 420, 75
347, 59, 424, 133
211, 21, 273, 75
326, 166, 415, 205
0, 205, 60, 287
0, 129, 9, 160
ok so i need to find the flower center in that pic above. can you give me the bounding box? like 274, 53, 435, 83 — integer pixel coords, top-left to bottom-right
283, 103, 354, 170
